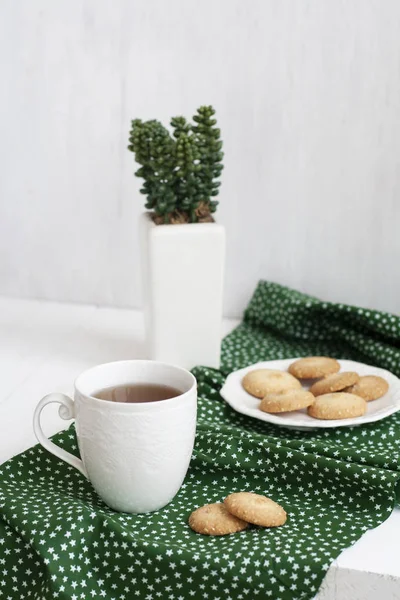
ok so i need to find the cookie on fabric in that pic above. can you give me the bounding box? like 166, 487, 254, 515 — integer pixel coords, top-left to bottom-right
310, 372, 359, 396
308, 392, 366, 420
344, 375, 389, 401
224, 492, 287, 527
259, 389, 315, 413
288, 357, 340, 379
188, 503, 249, 536
242, 369, 301, 399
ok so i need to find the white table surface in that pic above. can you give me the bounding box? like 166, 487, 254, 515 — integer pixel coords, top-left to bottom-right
0, 296, 399, 600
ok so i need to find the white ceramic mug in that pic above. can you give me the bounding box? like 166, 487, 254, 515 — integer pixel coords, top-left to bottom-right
33, 360, 197, 513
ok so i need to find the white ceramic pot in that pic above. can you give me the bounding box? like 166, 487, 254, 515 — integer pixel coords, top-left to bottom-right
140, 213, 225, 370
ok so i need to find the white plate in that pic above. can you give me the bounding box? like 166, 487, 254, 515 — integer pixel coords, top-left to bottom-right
220, 358, 400, 430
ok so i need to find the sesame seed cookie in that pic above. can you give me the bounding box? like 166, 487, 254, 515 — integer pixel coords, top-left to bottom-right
188, 503, 249, 536
242, 369, 301, 399
310, 372, 359, 396
259, 389, 315, 413
308, 392, 366, 420
288, 357, 340, 379
344, 375, 389, 401
224, 492, 287, 527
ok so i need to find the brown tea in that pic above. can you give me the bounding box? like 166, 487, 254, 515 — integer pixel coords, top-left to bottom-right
93, 383, 182, 403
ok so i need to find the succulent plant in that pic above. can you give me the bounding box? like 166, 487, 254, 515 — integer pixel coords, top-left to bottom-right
128, 106, 223, 224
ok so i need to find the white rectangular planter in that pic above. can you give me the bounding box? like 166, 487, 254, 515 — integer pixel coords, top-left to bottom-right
140, 213, 225, 370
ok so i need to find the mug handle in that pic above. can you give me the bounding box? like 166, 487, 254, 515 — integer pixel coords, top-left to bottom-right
33, 393, 88, 478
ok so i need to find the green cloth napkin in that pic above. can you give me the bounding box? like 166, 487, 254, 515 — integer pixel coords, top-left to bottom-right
1, 281, 400, 600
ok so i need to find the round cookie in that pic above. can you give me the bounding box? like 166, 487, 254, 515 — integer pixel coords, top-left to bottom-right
308, 392, 366, 420
259, 389, 315, 413
188, 503, 249, 536
344, 375, 389, 401
242, 369, 301, 399
224, 492, 286, 527
288, 357, 340, 379
310, 372, 359, 396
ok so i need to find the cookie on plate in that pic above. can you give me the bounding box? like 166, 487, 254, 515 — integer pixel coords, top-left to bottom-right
308, 392, 366, 420
242, 369, 301, 399
224, 492, 286, 527
188, 503, 249, 536
344, 375, 389, 401
310, 372, 359, 396
288, 357, 340, 379
259, 389, 315, 413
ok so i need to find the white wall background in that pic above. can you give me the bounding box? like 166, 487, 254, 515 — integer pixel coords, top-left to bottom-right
1, 0, 400, 317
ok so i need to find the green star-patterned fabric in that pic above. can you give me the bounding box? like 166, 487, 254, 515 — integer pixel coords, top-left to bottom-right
1, 280, 400, 600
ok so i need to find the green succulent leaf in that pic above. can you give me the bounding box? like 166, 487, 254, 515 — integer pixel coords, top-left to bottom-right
128, 105, 223, 222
